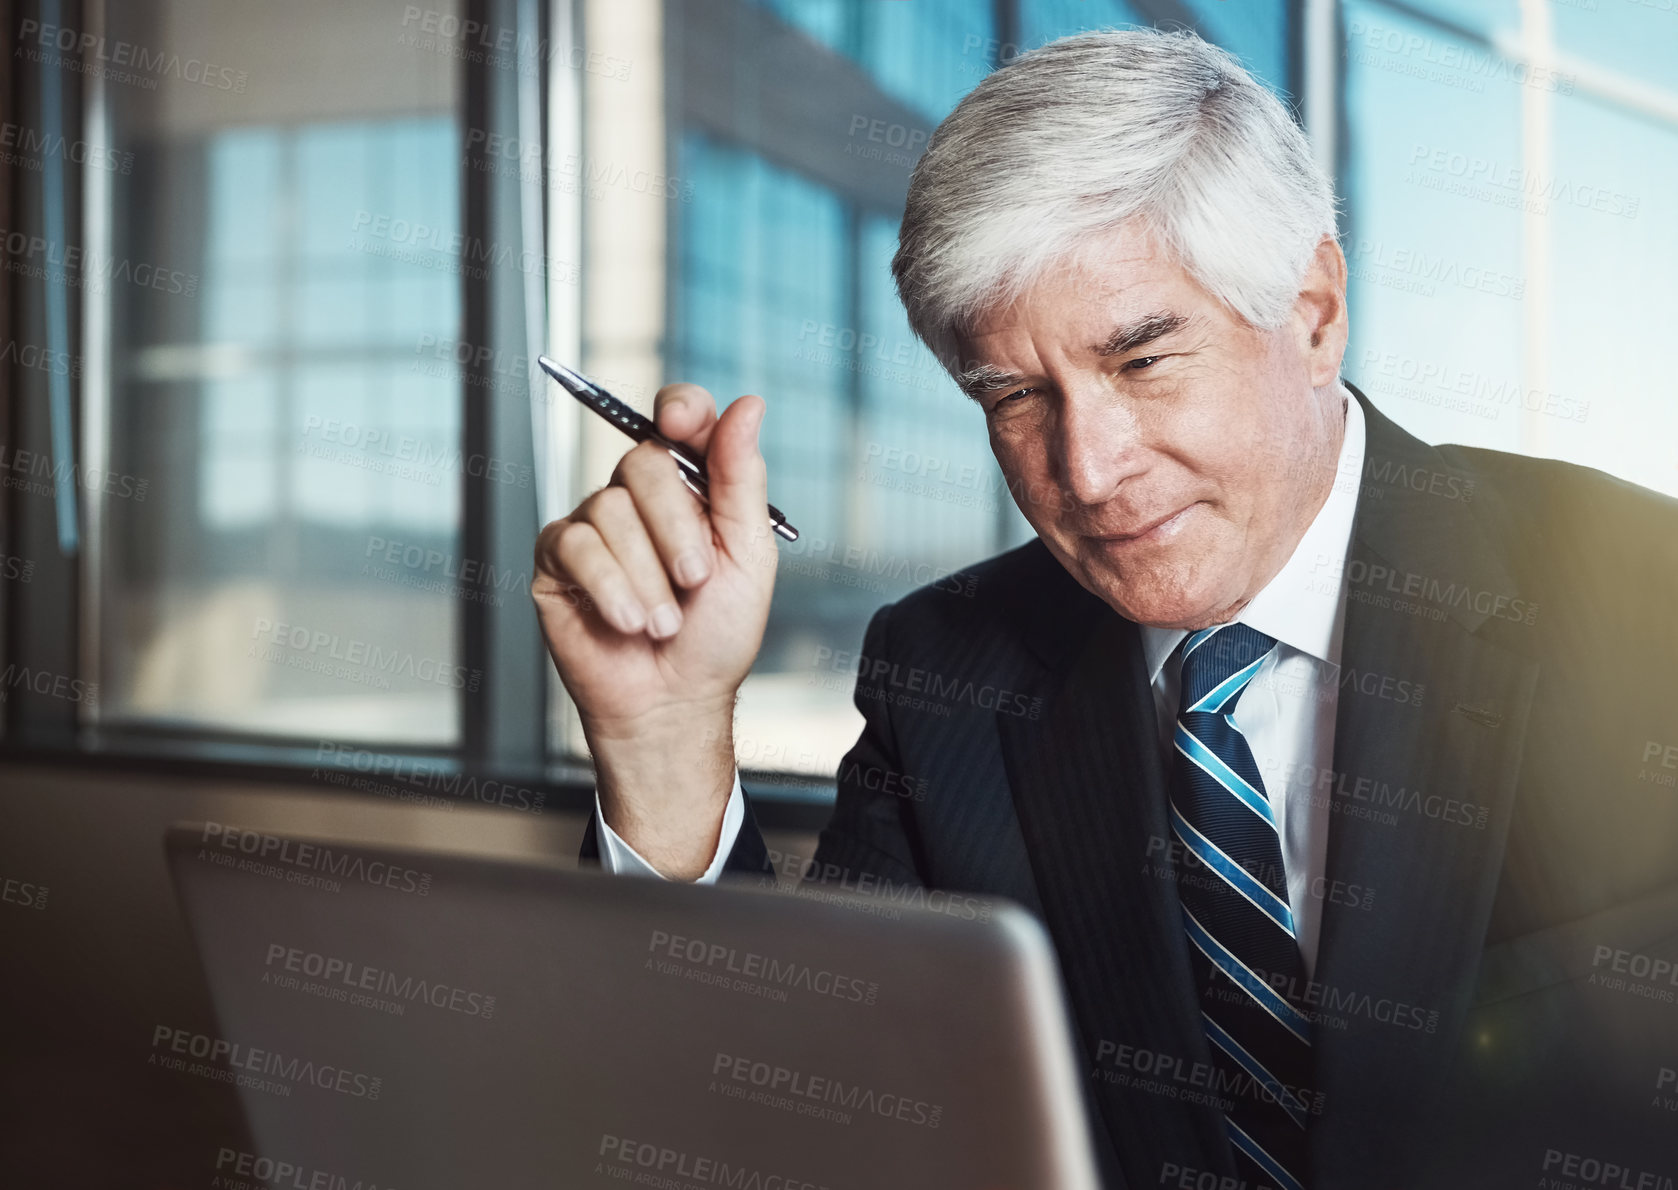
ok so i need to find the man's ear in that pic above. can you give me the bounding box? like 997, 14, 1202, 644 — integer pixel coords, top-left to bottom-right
1294, 236, 1349, 388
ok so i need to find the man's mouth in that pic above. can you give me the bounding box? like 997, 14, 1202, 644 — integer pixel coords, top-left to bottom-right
1088, 504, 1198, 545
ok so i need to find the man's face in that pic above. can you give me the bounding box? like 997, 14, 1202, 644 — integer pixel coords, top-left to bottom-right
955, 222, 1348, 630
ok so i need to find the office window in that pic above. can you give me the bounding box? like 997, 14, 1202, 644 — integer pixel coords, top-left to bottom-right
674, 133, 866, 773
91, 0, 465, 744
1022, 1, 1287, 94
7, 0, 1350, 789
1019, 0, 1146, 48
678, 132, 849, 550
1356, 0, 1520, 38
856, 0, 997, 121
1177, 0, 1289, 89
855, 213, 1017, 569
1341, 0, 1678, 497
755, 0, 994, 119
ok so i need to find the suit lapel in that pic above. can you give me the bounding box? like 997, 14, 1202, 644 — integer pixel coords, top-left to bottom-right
1308, 385, 1541, 1187
996, 581, 1236, 1188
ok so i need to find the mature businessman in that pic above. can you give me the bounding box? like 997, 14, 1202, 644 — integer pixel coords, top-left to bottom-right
532, 27, 1678, 1190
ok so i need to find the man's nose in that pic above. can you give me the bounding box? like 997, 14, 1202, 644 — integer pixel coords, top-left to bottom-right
1052, 385, 1146, 508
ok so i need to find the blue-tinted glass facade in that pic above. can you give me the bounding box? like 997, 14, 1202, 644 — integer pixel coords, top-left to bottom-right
1019, 0, 1146, 46
758, 0, 995, 118
857, 0, 998, 120
200, 119, 460, 534
855, 213, 1004, 567
677, 133, 849, 543
1342, 0, 1678, 495
1179, 0, 1289, 89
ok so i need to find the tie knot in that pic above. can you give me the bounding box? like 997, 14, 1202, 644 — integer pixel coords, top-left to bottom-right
1179, 623, 1278, 715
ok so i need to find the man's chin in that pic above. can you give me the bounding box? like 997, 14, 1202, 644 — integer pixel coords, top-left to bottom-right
1041, 533, 1235, 629
1081, 568, 1228, 631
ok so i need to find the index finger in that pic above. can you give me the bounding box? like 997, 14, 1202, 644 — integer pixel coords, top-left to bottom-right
653, 382, 718, 454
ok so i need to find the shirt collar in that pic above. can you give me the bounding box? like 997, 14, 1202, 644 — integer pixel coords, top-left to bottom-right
1139, 389, 1366, 682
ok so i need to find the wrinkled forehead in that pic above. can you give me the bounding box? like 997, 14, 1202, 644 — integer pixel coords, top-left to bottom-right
960, 222, 1205, 340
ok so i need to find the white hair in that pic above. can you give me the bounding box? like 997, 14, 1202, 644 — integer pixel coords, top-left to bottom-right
891, 27, 1340, 375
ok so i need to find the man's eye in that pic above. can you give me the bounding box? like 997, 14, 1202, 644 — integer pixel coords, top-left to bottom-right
1125, 355, 1161, 371
995, 387, 1035, 406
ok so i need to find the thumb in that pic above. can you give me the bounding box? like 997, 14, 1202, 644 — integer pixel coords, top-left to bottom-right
704, 394, 771, 560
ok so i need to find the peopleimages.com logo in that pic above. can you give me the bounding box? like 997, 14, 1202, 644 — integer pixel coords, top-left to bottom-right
149, 1025, 381, 1099
198, 822, 433, 896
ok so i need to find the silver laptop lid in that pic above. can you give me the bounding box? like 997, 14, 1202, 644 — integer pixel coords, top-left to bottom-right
164, 824, 1101, 1190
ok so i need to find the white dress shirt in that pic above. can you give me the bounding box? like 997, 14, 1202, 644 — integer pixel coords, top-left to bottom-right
599, 392, 1367, 979
1138, 393, 1364, 977
596, 768, 745, 882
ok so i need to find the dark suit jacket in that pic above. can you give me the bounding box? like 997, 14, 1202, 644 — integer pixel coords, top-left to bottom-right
585, 382, 1678, 1189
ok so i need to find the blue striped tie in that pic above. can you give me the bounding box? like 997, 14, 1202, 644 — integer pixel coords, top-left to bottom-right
1170, 623, 1313, 1190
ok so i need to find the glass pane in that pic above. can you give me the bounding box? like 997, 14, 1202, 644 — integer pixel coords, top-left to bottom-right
1347, 0, 1522, 43
858, 0, 998, 121
1342, 0, 1526, 453
1342, 0, 1678, 498
856, 214, 1014, 569
753, 0, 997, 118
96, 0, 463, 744
1019, 1, 1147, 50
1178, 0, 1290, 90
1540, 98, 1678, 494
756, 0, 851, 54
1551, 0, 1678, 95
675, 134, 863, 773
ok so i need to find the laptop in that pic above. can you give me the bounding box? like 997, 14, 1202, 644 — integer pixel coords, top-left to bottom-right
164, 823, 1102, 1190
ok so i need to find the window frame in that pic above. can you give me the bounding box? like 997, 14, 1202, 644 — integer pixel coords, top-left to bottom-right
0, 0, 1309, 833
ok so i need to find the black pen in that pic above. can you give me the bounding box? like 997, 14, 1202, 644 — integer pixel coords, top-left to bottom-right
537, 355, 799, 543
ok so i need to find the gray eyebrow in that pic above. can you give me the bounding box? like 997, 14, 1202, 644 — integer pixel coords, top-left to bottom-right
953, 312, 1192, 402
1093, 312, 1190, 357
954, 363, 1027, 402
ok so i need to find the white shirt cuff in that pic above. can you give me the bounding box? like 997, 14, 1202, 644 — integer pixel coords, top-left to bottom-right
593, 769, 745, 884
